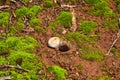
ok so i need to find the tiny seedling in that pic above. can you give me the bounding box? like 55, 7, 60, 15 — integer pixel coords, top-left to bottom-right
57, 11, 72, 28
47, 65, 67, 80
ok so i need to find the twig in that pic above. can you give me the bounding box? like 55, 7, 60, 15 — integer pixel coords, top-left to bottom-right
0, 65, 29, 72
0, 76, 11, 80
61, 4, 76, 8
70, 7, 77, 32
106, 30, 120, 55
0, 5, 9, 10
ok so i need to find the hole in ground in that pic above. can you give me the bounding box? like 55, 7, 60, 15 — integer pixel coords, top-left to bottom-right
59, 44, 70, 52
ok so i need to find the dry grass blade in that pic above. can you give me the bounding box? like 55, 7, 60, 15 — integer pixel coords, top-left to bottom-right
0, 76, 11, 80
106, 30, 120, 55
0, 5, 9, 10
0, 65, 29, 72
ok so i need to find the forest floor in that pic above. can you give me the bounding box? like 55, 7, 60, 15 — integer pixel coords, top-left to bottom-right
0, 0, 120, 80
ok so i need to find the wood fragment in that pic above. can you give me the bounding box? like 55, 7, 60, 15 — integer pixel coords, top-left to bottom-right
0, 5, 9, 10
0, 76, 11, 80
0, 65, 29, 72
61, 4, 76, 8
70, 7, 77, 32
106, 30, 120, 55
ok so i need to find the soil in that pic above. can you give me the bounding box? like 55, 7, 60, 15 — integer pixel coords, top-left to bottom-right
1, 0, 120, 80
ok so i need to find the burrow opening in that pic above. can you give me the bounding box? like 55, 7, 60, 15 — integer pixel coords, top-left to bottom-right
59, 44, 70, 52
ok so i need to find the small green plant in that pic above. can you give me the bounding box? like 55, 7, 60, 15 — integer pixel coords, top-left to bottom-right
47, 65, 67, 80
57, 11, 72, 28
79, 21, 97, 33
81, 46, 103, 61
44, 0, 54, 8
0, 12, 10, 28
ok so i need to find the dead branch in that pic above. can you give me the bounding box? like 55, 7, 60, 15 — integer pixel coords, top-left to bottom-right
0, 76, 11, 80
0, 65, 29, 72
0, 5, 9, 10
106, 30, 120, 55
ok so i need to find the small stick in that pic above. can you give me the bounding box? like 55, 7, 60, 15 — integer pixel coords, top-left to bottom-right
106, 18, 120, 55
0, 65, 29, 72
70, 7, 77, 32
0, 5, 9, 10
0, 76, 11, 80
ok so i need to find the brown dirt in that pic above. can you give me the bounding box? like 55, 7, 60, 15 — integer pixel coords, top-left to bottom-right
35, 0, 120, 79
1, 0, 120, 79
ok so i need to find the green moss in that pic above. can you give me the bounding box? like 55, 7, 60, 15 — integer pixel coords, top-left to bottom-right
97, 76, 111, 80
87, 1, 114, 17
65, 32, 94, 46
0, 36, 43, 80
103, 17, 119, 30
57, 11, 72, 28
7, 51, 41, 70
85, 0, 101, 4
48, 65, 67, 80
8, 26, 16, 36
15, 7, 30, 18
34, 26, 44, 33
5, 36, 38, 52
23, 0, 29, 3
15, 19, 25, 31
48, 22, 57, 31
44, 0, 54, 8
0, 56, 7, 65
111, 47, 119, 57
81, 46, 103, 61
117, 4, 120, 13
0, 36, 38, 54
0, 12, 10, 28
79, 21, 97, 33
29, 18, 41, 26
15, 5, 41, 18
30, 5, 41, 17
